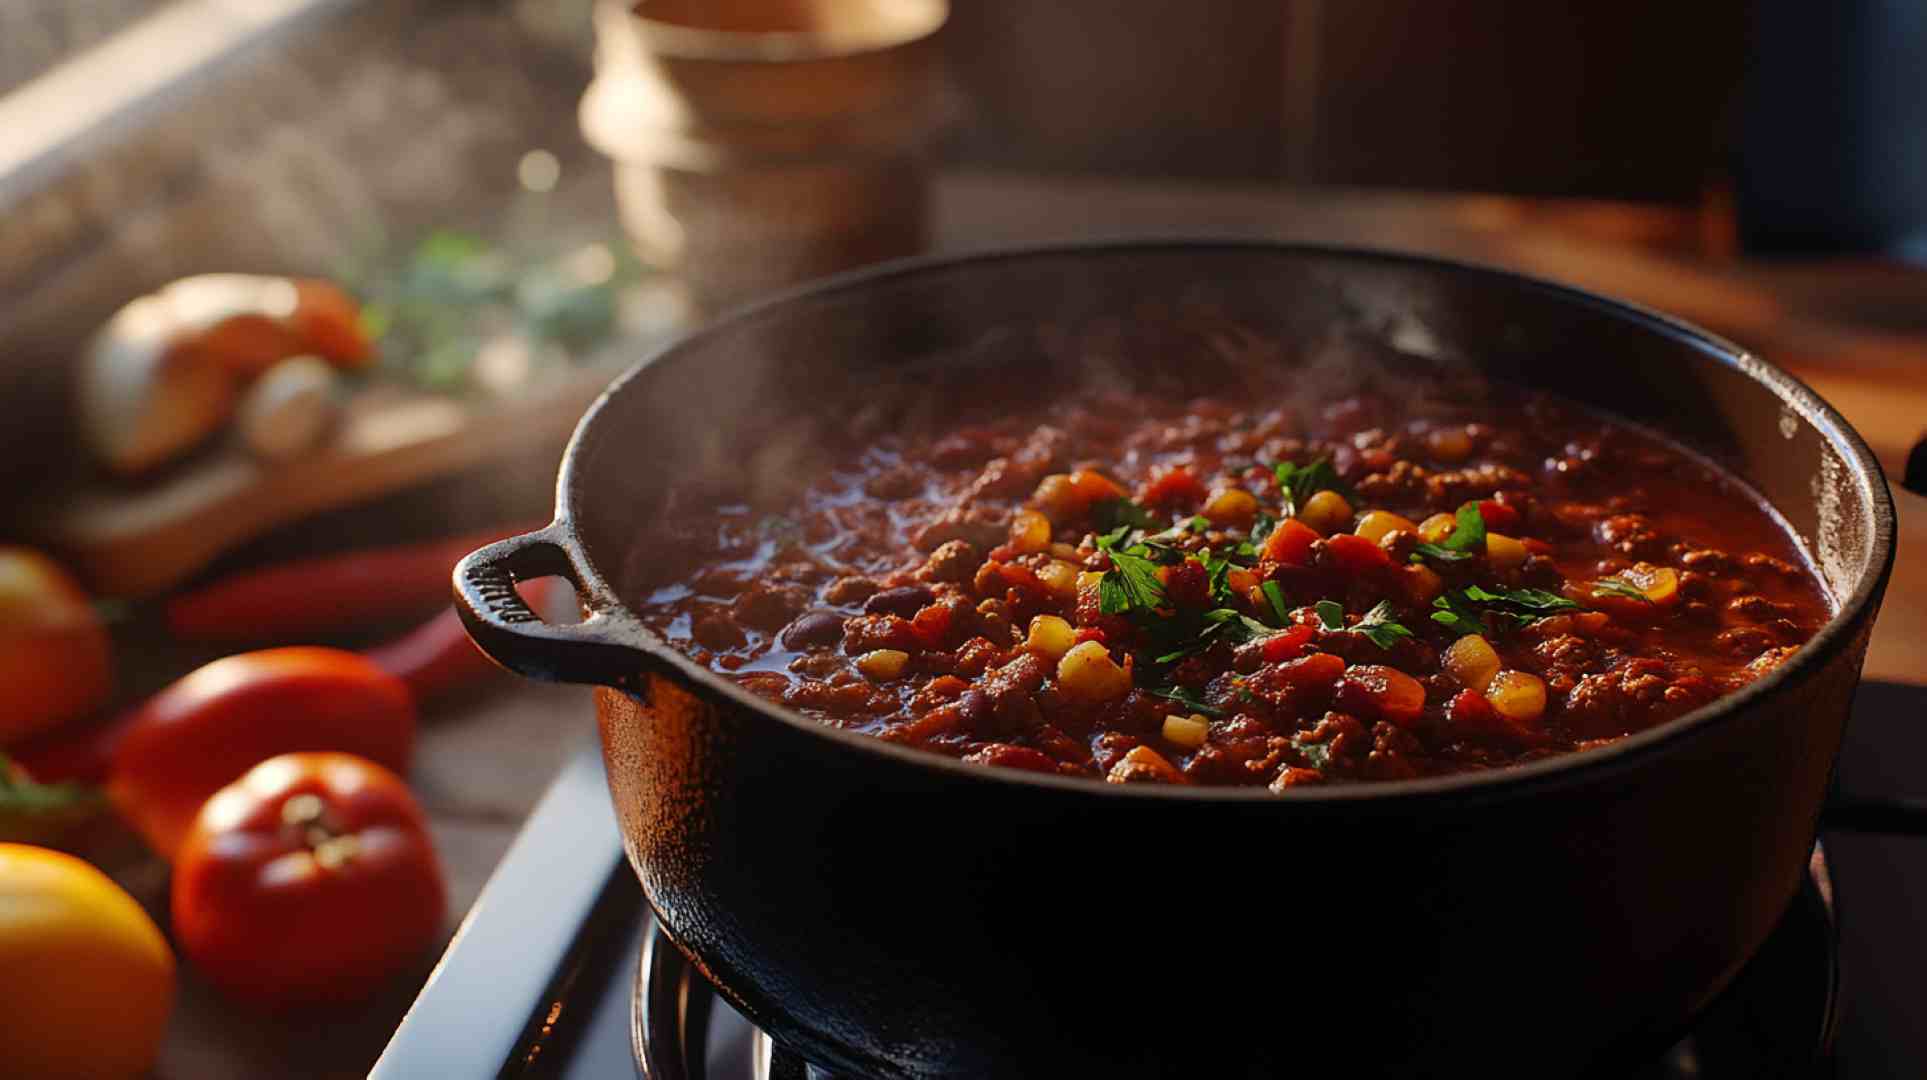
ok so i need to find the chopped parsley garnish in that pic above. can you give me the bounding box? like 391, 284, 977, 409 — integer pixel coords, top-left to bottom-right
1430, 590, 1487, 636
1412, 501, 1486, 564
1272, 458, 1347, 517
1142, 516, 1206, 546
1199, 548, 1238, 607
1431, 583, 1585, 635
1464, 584, 1582, 615
1151, 685, 1223, 717
1260, 580, 1293, 627
1248, 511, 1278, 545
1098, 547, 1167, 615
1316, 598, 1413, 650
1354, 600, 1416, 650
1093, 497, 1162, 533
1315, 600, 1346, 632
1590, 577, 1654, 603
1150, 607, 1272, 664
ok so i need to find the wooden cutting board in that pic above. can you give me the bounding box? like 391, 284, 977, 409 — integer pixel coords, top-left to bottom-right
26, 364, 625, 597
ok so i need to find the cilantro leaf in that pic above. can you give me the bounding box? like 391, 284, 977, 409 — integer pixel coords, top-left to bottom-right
1354, 600, 1416, 651
1151, 686, 1223, 718
1315, 599, 1346, 631
1412, 501, 1487, 564
1260, 580, 1293, 627
1099, 548, 1167, 615
1272, 458, 1347, 517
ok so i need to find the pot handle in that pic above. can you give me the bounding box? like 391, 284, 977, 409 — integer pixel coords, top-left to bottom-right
453, 525, 651, 688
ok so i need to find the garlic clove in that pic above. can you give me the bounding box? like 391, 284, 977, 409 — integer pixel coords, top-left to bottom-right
236, 356, 341, 462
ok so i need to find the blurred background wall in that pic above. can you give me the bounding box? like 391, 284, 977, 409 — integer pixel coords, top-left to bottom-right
942, 0, 1750, 204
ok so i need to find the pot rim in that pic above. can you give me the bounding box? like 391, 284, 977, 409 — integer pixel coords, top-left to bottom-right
560, 239, 1898, 805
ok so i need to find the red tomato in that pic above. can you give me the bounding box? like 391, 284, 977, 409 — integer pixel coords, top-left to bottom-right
1325, 533, 1394, 573
1262, 519, 1320, 566
109, 647, 415, 860
1477, 499, 1521, 533
171, 753, 445, 1008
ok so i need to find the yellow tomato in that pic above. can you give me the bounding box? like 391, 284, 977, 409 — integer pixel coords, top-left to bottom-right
0, 844, 174, 1079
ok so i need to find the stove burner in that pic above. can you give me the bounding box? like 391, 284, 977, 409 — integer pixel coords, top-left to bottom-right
633, 846, 1840, 1079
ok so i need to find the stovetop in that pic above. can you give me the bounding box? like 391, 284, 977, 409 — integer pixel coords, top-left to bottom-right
373, 681, 1927, 1079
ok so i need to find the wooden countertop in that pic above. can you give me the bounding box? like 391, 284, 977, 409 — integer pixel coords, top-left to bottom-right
140, 171, 1925, 1076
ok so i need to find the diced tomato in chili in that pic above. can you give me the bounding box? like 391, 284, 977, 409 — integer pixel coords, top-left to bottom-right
1261, 625, 1316, 663
1478, 499, 1521, 533
1263, 518, 1320, 565
1326, 532, 1393, 573
1139, 466, 1208, 509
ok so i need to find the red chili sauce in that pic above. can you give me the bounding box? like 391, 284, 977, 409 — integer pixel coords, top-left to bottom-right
633, 385, 1831, 787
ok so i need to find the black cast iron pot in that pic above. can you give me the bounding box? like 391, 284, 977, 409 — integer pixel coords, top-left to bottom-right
454, 244, 1896, 1078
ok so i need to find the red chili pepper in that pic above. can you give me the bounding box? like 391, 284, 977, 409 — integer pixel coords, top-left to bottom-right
361, 607, 499, 704
1477, 499, 1521, 533
1325, 533, 1394, 573
1073, 627, 1108, 645
18, 577, 563, 786
165, 523, 543, 642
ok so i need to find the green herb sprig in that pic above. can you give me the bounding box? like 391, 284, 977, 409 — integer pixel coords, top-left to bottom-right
1412, 502, 1487, 564
1272, 458, 1347, 518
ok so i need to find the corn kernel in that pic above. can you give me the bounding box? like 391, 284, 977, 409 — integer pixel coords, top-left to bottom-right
1418, 512, 1457, 544
1162, 713, 1210, 749
1355, 510, 1419, 544
1444, 634, 1502, 692
1032, 474, 1079, 521
1402, 563, 1445, 605
1628, 563, 1680, 605
1056, 640, 1132, 702
1427, 426, 1474, 462
1008, 509, 1052, 555
1077, 570, 1105, 593
1036, 560, 1080, 599
1485, 532, 1528, 570
1298, 489, 1354, 535
1025, 614, 1078, 660
857, 649, 910, 681
1486, 669, 1548, 723
1202, 487, 1260, 527
1050, 542, 1082, 560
